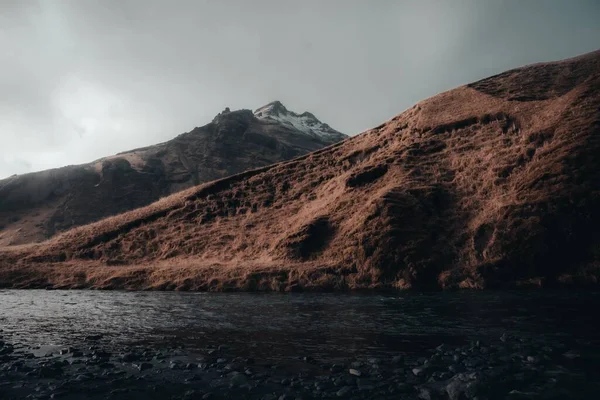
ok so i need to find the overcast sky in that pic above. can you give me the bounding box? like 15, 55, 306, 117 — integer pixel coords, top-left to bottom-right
1, 0, 599, 179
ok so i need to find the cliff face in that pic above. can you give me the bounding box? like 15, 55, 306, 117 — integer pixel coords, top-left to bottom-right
0, 105, 347, 246
1, 50, 599, 290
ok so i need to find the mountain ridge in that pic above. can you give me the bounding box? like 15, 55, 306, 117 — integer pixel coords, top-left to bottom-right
0, 102, 347, 246
254, 101, 347, 142
0, 49, 599, 290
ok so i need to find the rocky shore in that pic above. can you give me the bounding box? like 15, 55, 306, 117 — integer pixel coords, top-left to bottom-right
1, 332, 598, 399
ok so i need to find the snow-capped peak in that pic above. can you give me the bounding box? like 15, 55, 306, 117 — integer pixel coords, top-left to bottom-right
254, 101, 347, 142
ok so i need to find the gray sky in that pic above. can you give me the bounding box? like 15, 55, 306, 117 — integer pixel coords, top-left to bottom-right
1, 0, 599, 179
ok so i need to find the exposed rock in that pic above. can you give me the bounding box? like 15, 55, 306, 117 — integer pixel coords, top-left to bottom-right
254, 100, 347, 142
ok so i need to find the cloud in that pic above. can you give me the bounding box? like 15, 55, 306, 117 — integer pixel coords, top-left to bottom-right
0, 157, 33, 178
0, 0, 599, 179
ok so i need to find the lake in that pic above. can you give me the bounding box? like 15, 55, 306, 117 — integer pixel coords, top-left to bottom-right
1, 290, 599, 399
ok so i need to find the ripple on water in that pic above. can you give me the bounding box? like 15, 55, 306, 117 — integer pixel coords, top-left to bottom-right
1, 290, 599, 363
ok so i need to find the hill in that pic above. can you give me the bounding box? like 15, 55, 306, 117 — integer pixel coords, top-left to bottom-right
1, 50, 599, 290
0, 103, 346, 246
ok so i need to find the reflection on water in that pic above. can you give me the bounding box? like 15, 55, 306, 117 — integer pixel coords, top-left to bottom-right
1, 290, 599, 363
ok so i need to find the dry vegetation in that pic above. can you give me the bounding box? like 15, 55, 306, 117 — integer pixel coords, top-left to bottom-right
0, 108, 343, 246
1, 50, 599, 290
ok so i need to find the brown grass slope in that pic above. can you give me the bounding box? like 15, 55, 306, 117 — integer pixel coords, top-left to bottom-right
0, 106, 346, 246
1, 50, 599, 290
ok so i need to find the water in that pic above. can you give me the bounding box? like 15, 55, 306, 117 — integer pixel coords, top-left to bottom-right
2, 290, 599, 363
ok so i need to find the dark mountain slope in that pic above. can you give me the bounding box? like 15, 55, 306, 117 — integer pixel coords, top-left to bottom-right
0, 105, 347, 246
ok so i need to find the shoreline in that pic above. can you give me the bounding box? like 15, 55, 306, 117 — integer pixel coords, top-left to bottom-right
1, 253, 598, 292
1, 332, 597, 399
0, 270, 598, 291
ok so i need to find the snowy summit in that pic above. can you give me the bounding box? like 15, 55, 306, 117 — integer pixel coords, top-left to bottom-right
254, 101, 348, 142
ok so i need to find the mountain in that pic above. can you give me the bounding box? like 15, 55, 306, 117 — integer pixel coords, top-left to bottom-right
0, 103, 347, 246
254, 101, 347, 142
1, 50, 599, 290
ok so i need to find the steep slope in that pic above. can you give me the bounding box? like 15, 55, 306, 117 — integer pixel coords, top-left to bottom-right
1, 50, 599, 290
0, 104, 347, 246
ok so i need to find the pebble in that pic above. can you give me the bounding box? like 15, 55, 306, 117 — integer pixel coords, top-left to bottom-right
436, 344, 448, 352
336, 386, 352, 397
0, 335, 596, 399
357, 379, 374, 391
229, 372, 248, 387
135, 362, 153, 371
185, 362, 197, 370
330, 364, 344, 373
121, 352, 140, 362
391, 355, 404, 364
563, 351, 580, 359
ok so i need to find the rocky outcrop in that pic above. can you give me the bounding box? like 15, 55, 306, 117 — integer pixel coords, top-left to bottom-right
254, 101, 347, 142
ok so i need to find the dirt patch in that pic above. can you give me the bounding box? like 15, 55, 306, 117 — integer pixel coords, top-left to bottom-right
346, 165, 388, 188
278, 216, 335, 260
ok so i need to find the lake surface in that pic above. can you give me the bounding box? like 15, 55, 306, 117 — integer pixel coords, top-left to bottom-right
2, 290, 599, 364
2, 290, 600, 399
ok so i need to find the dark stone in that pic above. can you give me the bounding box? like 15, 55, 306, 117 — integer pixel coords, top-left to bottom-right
229, 371, 248, 387
135, 362, 153, 371
463, 358, 484, 368
357, 379, 375, 391
185, 362, 197, 370
336, 386, 352, 397
91, 350, 111, 360
39, 365, 63, 378
392, 355, 404, 365
121, 352, 140, 362
330, 364, 344, 373
417, 387, 435, 400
